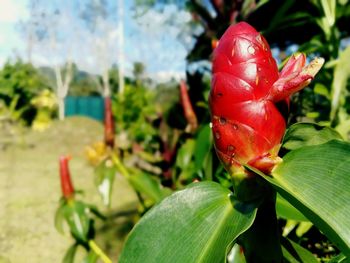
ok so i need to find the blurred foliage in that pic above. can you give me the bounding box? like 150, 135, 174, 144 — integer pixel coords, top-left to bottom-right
113, 83, 159, 145
30, 89, 57, 131
0, 60, 51, 125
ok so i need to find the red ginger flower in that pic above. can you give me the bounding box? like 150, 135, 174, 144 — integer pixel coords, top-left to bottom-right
209, 22, 324, 175
59, 155, 74, 199
104, 97, 115, 148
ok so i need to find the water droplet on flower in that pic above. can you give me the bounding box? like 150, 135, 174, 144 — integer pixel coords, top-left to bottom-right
215, 132, 221, 139
228, 145, 234, 151
255, 35, 262, 44
216, 92, 223, 98
209, 122, 213, 128
257, 67, 262, 72
248, 46, 255, 55
219, 117, 226, 125
231, 48, 235, 57
232, 124, 238, 130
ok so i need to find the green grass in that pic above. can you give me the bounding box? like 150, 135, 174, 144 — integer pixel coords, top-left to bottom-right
0, 117, 138, 263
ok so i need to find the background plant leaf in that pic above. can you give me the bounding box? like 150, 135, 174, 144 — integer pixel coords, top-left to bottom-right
330, 46, 350, 121
127, 172, 164, 203
281, 238, 319, 263
63, 243, 78, 263
94, 159, 117, 207
276, 194, 308, 222
119, 182, 257, 263
282, 123, 342, 150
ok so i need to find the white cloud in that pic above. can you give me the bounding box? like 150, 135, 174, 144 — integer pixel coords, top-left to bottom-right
0, 0, 28, 23
148, 70, 185, 83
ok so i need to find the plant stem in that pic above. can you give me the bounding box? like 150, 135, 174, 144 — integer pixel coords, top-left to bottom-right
111, 152, 130, 178
238, 189, 283, 263
88, 240, 112, 263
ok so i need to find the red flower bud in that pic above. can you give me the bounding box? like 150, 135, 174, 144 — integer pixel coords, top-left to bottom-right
209, 22, 323, 174
180, 80, 198, 132
59, 155, 74, 199
211, 39, 219, 50
104, 97, 115, 148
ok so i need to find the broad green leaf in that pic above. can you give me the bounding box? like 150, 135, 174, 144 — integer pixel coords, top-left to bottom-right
270, 140, 350, 256
119, 182, 257, 263
63, 244, 78, 263
276, 194, 308, 222
128, 172, 164, 203
282, 238, 318, 263
282, 123, 342, 150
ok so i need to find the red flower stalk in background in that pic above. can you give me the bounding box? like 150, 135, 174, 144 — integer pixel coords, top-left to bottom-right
209, 22, 324, 176
180, 80, 198, 133
104, 97, 115, 148
59, 155, 74, 199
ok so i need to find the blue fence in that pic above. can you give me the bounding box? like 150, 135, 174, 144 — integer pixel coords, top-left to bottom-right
65, 96, 104, 121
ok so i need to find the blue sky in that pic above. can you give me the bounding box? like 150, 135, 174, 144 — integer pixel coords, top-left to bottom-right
0, 0, 193, 82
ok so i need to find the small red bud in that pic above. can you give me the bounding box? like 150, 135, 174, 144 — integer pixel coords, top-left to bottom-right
59, 155, 74, 199
104, 97, 115, 148
180, 80, 198, 132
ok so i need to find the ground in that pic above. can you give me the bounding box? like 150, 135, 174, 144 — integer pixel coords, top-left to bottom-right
0, 117, 138, 263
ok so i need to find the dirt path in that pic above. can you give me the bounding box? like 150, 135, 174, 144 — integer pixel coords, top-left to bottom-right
0, 117, 137, 263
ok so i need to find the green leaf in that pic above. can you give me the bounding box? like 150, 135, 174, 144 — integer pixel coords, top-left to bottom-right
63, 201, 93, 243
282, 123, 342, 150
330, 46, 350, 121
82, 251, 98, 263
128, 172, 164, 203
119, 182, 257, 263
270, 140, 350, 256
194, 125, 212, 172
328, 253, 348, 263
276, 194, 308, 221
94, 159, 117, 207
175, 139, 195, 168
63, 243, 78, 263
314, 83, 330, 99
54, 200, 66, 234
295, 222, 313, 237
282, 238, 319, 263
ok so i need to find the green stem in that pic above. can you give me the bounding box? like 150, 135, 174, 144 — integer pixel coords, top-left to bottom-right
238, 189, 283, 263
88, 240, 112, 263
111, 152, 130, 178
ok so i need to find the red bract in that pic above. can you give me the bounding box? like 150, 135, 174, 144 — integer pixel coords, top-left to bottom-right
59, 155, 74, 199
180, 80, 198, 133
209, 22, 324, 174
104, 97, 115, 148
